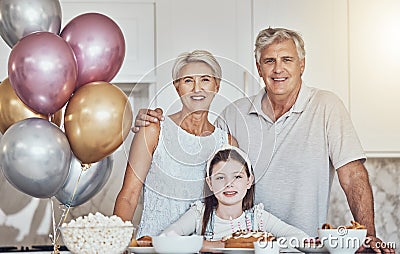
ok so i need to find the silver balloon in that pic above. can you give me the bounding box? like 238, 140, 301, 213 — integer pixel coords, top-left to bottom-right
0, 0, 62, 48
0, 118, 71, 198
55, 155, 114, 207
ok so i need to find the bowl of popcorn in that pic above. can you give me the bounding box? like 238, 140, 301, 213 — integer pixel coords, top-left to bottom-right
318, 221, 367, 254
59, 212, 134, 254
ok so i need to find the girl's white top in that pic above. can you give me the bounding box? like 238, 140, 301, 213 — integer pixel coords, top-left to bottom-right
163, 201, 310, 241
137, 116, 229, 238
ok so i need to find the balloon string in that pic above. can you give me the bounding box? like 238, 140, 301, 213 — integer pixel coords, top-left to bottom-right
49, 198, 58, 253
53, 205, 70, 251
50, 198, 65, 254
67, 165, 87, 205
50, 164, 90, 253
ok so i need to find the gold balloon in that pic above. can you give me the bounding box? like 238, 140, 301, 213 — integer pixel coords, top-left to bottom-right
0, 78, 63, 134
64, 81, 133, 164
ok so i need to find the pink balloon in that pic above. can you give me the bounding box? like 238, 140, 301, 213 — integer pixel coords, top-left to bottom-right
60, 13, 126, 89
8, 32, 77, 115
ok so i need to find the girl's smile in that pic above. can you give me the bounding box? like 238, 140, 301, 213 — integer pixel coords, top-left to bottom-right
223, 190, 238, 197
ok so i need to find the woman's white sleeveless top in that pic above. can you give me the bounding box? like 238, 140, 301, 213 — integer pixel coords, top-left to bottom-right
137, 116, 229, 237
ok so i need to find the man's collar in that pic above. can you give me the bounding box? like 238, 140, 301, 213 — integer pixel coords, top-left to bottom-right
292, 84, 312, 113
248, 84, 312, 115
248, 89, 266, 115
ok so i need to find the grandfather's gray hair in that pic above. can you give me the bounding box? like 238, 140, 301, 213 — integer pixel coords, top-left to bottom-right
254, 27, 305, 63
172, 50, 222, 82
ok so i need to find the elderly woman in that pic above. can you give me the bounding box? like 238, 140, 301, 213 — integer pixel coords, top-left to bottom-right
113, 50, 237, 238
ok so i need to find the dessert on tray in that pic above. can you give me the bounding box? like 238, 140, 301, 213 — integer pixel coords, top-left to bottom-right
223, 230, 276, 248
321, 221, 366, 230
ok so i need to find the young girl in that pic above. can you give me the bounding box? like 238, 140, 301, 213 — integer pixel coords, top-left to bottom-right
162, 145, 309, 247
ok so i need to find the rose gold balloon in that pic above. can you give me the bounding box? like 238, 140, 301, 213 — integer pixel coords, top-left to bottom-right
0, 78, 62, 134
60, 13, 125, 89
8, 32, 77, 115
64, 81, 133, 164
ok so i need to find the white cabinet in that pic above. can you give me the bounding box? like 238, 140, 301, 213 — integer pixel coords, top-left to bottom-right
60, 0, 155, 83
153, 0, 254, 122
348, 0, 400, 156
253, 0, 349, 107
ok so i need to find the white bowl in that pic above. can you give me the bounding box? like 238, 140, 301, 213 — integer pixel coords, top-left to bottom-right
152, 235, 203, 253
60, 225, 134, 254
318, 228, 367, 254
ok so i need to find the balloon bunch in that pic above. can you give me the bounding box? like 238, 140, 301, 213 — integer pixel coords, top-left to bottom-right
0, 1, 132, 205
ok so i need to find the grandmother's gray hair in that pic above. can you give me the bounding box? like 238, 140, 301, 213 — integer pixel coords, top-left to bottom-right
172, 50, 222, 82
254, 27, 306, 64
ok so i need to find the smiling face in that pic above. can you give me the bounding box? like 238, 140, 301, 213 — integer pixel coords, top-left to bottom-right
256, 39, 305, 100
207, 159, 253, 207
174, 62, 220, 113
